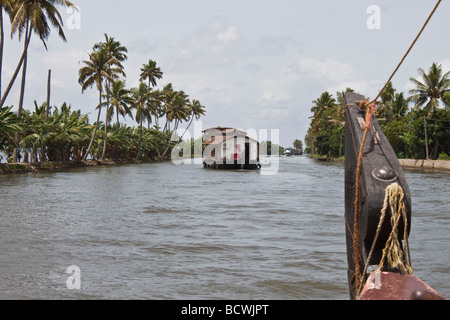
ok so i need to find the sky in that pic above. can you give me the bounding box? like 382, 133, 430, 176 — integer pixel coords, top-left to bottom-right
1, 0, 450, 147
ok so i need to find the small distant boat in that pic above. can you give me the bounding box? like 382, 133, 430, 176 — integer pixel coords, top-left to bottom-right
284, 150, 293, 157
202, 127, 261, 170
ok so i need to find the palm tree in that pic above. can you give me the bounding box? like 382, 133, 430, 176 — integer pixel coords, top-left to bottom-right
78, 49, 122, 161
159, 91, 192, 159
161, 83, 175, 133
0, 0, 13, 99
333, 88, 354, 126
408, 62, 450, 118
93, 34, 127, 160
140, 59, 163, 88
3, 0, 76, 162
131, 82, 152, 158
387, 93, 409, 122
375, 82, 396, 121
106, 80, 133, 130
311, 91, 336, 118
170, 90, 190, 131
0, 105, 21, 160
176, 99, 205, 143
0, 0, 77, 109
310, 91, 337, 134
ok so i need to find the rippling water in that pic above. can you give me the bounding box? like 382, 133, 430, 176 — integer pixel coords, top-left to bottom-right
0, 156, 448, 300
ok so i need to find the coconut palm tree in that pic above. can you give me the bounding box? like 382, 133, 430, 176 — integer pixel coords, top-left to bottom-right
408, 62, 450, 118
140, 59, 163, 88
93, 34, 127, 160
106, 80, 133, 130
0, 0, 77, 109
169, 90, 190, 131
387, 92, 409, 122
131, 82, 152, 158
78, 49, 122, 161
176, 99, 205, 143
0, 0, 13, 99
0, 105, 21, 160
2, 0, 76, 162
161, 83, 175, 133
310, 91, 337, 135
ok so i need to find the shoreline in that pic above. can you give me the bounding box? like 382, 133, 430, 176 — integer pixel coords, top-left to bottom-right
398, 159, 450, 172
308, 155, 450, 172
0, 159, 156, 175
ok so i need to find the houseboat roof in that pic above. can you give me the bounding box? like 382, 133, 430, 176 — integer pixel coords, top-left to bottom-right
202, 127, 259, 146
202, 127, 247, 135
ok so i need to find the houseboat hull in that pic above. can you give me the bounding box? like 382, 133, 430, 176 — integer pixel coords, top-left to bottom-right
203, 159, 261, 170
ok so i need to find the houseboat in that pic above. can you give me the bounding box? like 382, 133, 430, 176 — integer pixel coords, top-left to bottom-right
202, 127, 261, 170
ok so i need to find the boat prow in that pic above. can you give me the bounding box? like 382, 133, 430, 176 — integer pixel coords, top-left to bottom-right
359, 271, 445, 300
344, 92, 445, 300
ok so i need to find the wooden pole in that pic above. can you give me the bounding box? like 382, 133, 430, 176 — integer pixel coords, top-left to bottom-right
424, 116, 429, 160
46, 69, 51, 118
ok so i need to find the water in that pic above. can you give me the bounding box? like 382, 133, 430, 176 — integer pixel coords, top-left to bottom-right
0, 156, 448, 300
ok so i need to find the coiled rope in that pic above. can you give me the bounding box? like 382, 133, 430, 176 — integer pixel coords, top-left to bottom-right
353, 0, 442, 297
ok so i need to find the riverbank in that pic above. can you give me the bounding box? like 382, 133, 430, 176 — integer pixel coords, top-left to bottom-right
398, 159, 450, 171
0, 159, 154, 175
308, 155, 450, 172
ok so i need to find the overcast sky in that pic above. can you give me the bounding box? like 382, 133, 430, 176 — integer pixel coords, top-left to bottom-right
2, 0, 449, 147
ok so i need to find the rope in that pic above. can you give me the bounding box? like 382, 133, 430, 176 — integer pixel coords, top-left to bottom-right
352, 0, 441, 296
378, 183, 413, 275
353, 101, 375, 294
365, 0, 442, 108
357, 183, 412, 296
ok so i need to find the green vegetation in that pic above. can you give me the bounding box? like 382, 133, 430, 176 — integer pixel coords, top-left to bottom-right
0, 1, 205, 165
260, 140, 284, 156
305, 62, 450, 161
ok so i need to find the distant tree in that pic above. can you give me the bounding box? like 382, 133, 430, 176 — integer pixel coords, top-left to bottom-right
78, 49, 123, 161
293, 139, 303, 150
408, 62, 450, 117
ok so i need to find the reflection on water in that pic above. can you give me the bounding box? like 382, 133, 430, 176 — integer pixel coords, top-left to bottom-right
0, 156, 448, 299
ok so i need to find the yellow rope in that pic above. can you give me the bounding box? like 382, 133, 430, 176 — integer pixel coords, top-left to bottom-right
378, 183, 413, 274
357, 183, 412, 297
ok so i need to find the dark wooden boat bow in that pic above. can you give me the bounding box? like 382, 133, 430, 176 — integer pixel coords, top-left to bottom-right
344, 92, 445, 300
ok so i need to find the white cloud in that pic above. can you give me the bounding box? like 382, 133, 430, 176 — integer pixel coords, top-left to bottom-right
440, 58, 450, 74
281, 57, 382, 99
42, 49, 86, 89
259, 78, 292, 104
165, 17, 243, 73
217, 26, 239, 44
165, 72, 237, 105
295, 58, 361, 84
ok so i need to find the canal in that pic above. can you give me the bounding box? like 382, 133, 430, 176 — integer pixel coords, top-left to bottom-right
0, 156, 448, 299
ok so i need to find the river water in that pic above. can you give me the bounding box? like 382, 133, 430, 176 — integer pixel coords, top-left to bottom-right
0, 156, 448, 300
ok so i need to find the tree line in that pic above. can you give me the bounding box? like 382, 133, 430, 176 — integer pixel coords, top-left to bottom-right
0, 1, 206, 164
305, 62, 450, 161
